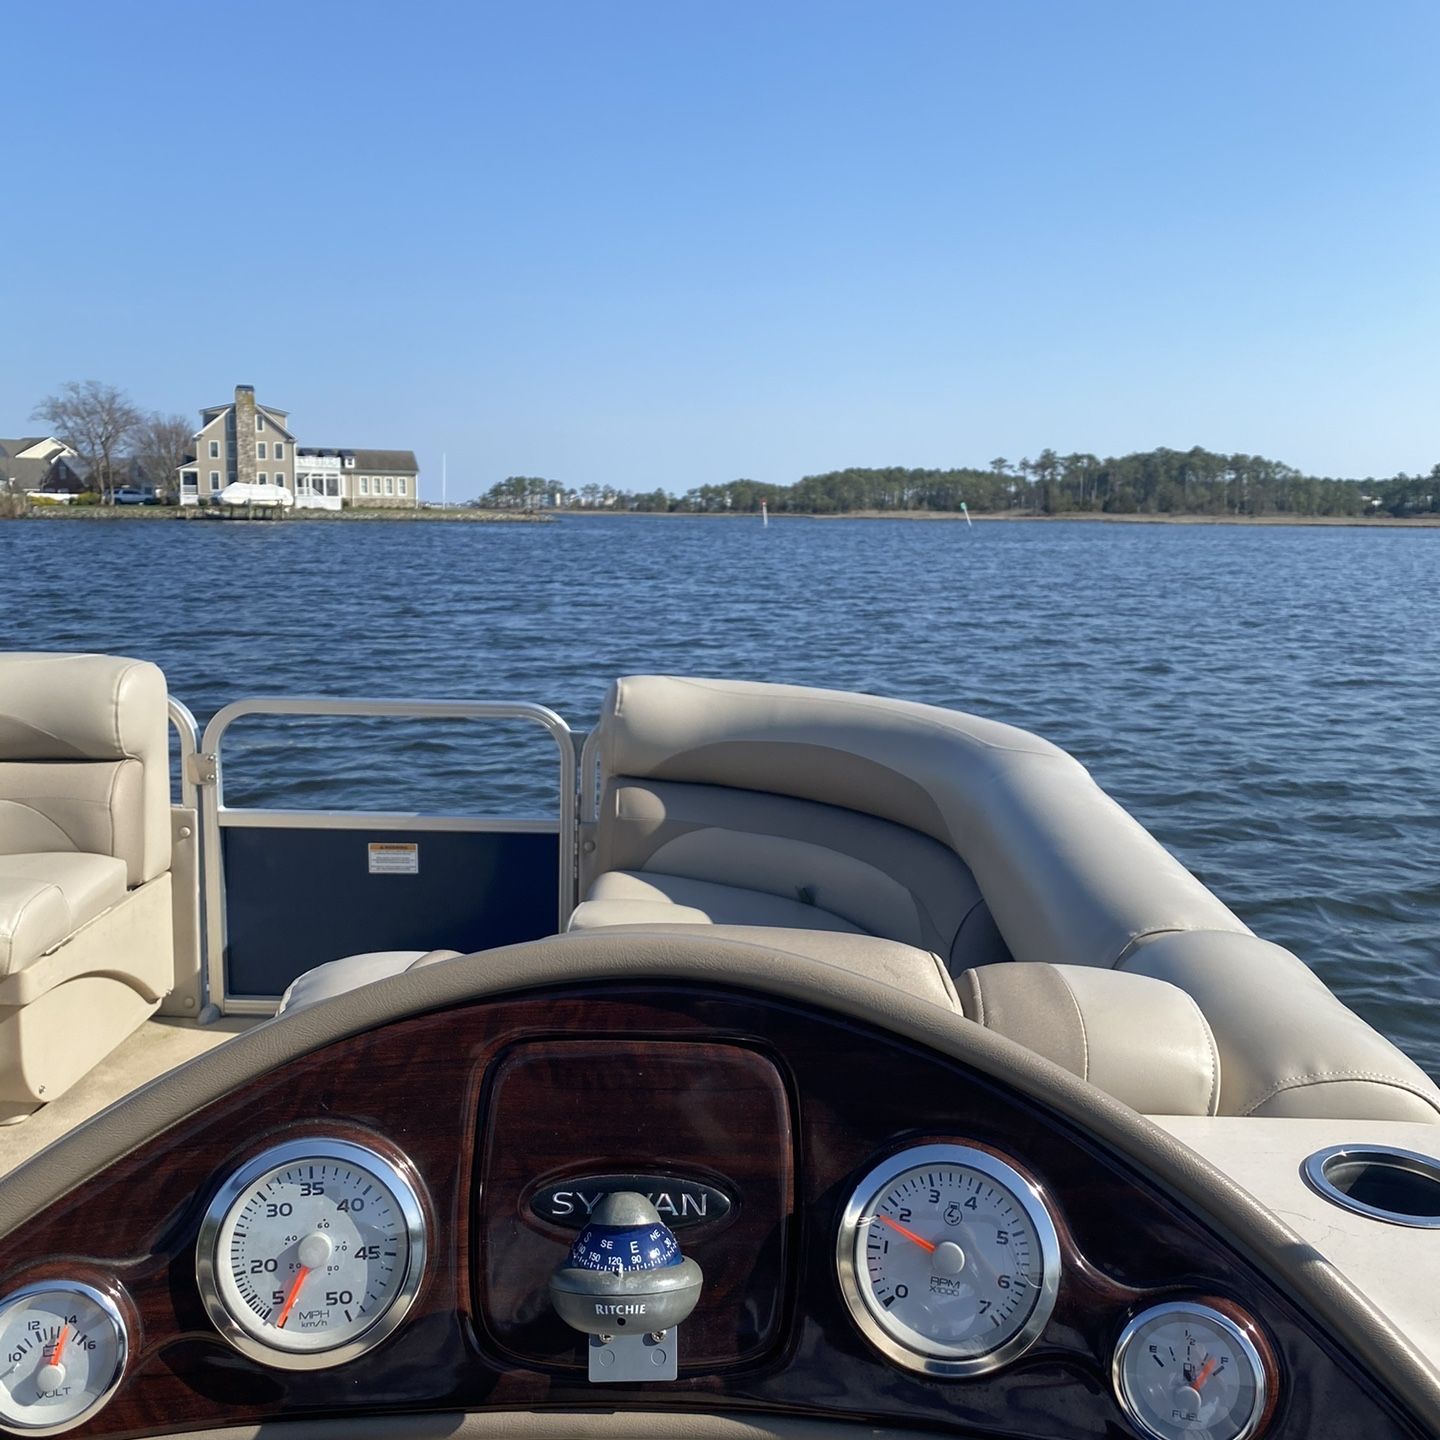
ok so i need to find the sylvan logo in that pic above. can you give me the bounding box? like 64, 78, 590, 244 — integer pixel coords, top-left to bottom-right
529, 1174, 733, 1230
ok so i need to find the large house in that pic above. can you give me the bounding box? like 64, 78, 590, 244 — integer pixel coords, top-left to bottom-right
0, 436, 87, 497
177, 386, 418, 509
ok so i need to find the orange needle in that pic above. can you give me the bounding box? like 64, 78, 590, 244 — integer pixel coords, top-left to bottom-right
275, 1267, 311, 1329
1194, 1355, 1218, 1390
48, 1325, 69, 1367
878, 1214, 937, 1253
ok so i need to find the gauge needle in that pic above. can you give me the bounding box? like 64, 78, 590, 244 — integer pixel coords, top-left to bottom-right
48, 1325, 70, 1367
877, 1214, 937, 1253
275, 1267, 311, 1329
1193, 1354, 1218, 1390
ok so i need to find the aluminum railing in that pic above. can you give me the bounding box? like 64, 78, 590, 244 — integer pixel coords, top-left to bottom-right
197, 696, 576, 1016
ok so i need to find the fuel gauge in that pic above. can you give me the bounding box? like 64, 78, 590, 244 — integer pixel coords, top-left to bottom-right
1113, 1301, 1269, 1440
0, 1282, 127, 1434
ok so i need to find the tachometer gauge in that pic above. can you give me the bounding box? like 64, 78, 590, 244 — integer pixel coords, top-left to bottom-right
196, 1138, 427, 1369
0, 1281, 127, 1434
836, 1143, 1060, 1377
1113, 1302, 1269, 1440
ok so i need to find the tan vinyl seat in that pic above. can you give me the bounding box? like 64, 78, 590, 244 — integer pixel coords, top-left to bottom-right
278, 922, 1227, 1115
0, 653, 177, 1120
956, 962, 1223, 1117
0, 853, 128, 976
278, 949, 462, 1014
569, 869, 865, 935
572, 675, 1440, 1124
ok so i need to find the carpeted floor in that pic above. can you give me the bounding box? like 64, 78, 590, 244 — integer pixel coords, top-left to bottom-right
0, 1015, 259, 1176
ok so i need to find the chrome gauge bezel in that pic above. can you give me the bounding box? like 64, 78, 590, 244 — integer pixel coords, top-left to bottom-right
1112, 1301, 1268, 1440
195, 1137, 428, 1370
835, 1142, 1062, 1378
0, 1280, 129, 1436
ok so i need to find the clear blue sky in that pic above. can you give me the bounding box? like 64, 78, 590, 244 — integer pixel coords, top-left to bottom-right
5, 1, 1437, 498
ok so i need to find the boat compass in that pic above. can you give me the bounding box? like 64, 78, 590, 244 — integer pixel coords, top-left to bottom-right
548, 1191, 703, 1382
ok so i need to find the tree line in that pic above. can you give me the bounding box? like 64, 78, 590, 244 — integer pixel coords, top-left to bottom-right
476, 446, 1440, 518
12, 382, 1437, 518
0, 380, 192, 504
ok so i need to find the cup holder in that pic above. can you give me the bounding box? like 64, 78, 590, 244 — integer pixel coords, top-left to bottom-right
1302, 1144, 1440, 1229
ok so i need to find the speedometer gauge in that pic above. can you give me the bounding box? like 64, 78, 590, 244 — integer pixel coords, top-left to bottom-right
196, 1138, 427, 1369
836, 1143, 1060, 1376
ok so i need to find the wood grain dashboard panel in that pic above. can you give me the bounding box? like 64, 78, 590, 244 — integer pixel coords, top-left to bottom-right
477, 1039, 793, 1368
0, 984, 1425, 1439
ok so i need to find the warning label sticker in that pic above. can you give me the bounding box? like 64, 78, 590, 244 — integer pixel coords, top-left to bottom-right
368, 842, 419, 875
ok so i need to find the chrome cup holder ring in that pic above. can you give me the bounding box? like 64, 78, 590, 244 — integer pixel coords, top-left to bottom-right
1302, 1144, 1440, 1229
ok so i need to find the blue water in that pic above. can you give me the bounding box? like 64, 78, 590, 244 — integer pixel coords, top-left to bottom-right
3, 514, 1437, 1075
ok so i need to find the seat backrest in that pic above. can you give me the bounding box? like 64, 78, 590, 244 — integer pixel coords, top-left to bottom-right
0, 653, 171, 886
591, 777, 1014, 970
590, 675, 1248, 970
587, 677, 1440, 1124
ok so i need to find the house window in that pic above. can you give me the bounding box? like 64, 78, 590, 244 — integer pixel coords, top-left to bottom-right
257, 442, 267, 460
276, 473, 286, 486
360, 476, 369, 495
385, 476, 394, 495
182, 470, 198, 490
274, 442, 284, 460
209, 470, 220, 489
209, 440, 219, 458
398, 477, 408, 495
256, 416, 264, 432
344, 456, 354, 468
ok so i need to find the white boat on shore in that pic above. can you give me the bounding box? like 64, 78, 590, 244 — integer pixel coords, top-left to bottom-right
0, 652, 1435, 1439
217, 480, 295, 508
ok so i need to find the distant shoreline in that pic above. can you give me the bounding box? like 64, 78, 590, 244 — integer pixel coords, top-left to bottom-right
11, 505, 1439, 530
12, 505, 549, 524
554, 508, 1440, 529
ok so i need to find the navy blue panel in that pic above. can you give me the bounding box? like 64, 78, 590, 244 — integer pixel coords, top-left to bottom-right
222, 826, 559, 998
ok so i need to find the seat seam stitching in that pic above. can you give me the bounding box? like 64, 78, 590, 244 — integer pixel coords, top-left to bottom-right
1053, 968, 1090, 1081
1181, 992, 1222, 1115
1240, 1071, 1440, 1117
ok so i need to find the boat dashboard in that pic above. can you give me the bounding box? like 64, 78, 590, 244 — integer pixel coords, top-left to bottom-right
0, 939, 1432, 1440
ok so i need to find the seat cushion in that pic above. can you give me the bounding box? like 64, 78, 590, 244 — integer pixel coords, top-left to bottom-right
1120, 931, 1440, 1122
588, 778, 1013, 971
579, 923, 962, 1012
278, 949, 461, 1014
955, 962, 1222, 1116
569, 870, 867, 936
0, 852, 128, 978
0, 654, 171, 885
0, 760, 148, 887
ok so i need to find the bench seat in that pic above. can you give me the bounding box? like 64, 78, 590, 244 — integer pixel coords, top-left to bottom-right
0, 853, 128, 978
569, 870, 865, 936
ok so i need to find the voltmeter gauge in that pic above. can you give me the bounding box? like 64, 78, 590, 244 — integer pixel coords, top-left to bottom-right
1113, 1301, 1270, 1440
836, 1143, 1061, 1377
0, 1281, 127, 1434
195, 1138, 427, 1369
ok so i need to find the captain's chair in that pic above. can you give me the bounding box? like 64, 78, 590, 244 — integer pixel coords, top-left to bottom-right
0, 653, 175, 1121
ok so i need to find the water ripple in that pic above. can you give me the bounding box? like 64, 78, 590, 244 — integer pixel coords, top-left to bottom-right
3, 515, 1437, 1075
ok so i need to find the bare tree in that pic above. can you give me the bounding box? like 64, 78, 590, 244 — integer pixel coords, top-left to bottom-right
132, 411, 193, 499
31, 380, 143, 504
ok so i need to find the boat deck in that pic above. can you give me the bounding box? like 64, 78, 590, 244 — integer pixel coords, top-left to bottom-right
0, 1016, 259, 1178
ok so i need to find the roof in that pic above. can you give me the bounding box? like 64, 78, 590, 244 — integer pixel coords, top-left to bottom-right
201, 401, 290, 418
334, 448, 419, 473
195, 403, 294, 440
0, 448, 87, 490
0, 437, 49, 458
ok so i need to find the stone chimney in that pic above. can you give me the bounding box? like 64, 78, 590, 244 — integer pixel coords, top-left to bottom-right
233, 384, 256, 487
